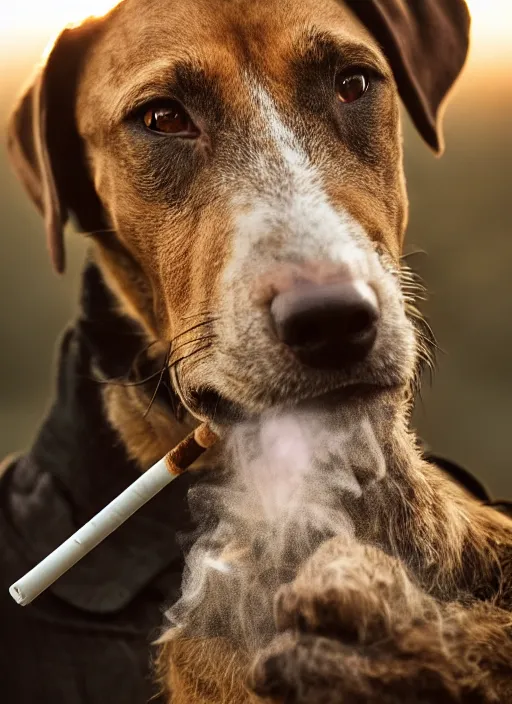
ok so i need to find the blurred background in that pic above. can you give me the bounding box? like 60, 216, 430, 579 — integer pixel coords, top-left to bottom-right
0, 1, 511, 495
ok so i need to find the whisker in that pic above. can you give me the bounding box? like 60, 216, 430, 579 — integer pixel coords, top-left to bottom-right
160, 378, 185, 421
407, 313, 440, 350
180, 311, 218, 321
169, 334, 217, 359
399, 262, 439, 392
90, 366, 171, 388
169, 319, 218, 345
129, 340, 162, 381
89, 321, 216, 391
87, 338, 163, 388
143, 344, 172, 418
168, 344, 214, 371
414, 330, 443, 354
400, 249, 428, 260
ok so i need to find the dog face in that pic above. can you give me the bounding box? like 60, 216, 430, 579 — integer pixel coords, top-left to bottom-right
8, 0, 470, 424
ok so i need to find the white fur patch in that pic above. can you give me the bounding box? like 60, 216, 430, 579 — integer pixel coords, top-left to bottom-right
231, 75, 372, 278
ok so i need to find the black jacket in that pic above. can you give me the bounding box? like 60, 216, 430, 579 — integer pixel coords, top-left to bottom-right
0, 263, 194, 703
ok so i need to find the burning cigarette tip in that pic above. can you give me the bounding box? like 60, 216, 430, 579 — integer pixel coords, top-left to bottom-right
165, 423, 218, 476
194, 423, 219, 449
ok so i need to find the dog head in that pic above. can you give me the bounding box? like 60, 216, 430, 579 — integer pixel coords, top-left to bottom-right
7, 0, 470, 426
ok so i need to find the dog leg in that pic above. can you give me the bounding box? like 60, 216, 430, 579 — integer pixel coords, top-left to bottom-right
249, 539, 512, 703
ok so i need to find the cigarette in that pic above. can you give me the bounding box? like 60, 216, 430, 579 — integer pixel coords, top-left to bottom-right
9, 423, 218, 606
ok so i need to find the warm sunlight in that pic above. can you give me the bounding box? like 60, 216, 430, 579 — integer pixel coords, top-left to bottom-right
466, 0, 512, 60
1, 1, 122, 59
1, 0, 511, 65
3, 1, 121, 33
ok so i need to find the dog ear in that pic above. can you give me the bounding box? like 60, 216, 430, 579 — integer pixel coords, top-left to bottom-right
347, 0, 471, 153
7, 21, 105, 273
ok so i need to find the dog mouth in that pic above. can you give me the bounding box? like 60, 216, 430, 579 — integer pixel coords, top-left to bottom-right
185, 382, 397, 427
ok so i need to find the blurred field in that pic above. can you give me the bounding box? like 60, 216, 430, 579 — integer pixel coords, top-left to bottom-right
0, 28, 511, 496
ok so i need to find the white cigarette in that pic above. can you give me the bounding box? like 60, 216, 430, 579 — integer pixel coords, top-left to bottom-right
9, 423, 218, 606
9, 456, 175, 606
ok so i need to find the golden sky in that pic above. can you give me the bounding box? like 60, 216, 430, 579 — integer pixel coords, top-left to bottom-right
1, 0, 511, 67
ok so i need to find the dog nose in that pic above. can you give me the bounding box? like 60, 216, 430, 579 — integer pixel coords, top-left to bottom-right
270, 281, 379, 370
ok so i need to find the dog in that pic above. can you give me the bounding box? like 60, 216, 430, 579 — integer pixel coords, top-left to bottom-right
4, 0, 512, 702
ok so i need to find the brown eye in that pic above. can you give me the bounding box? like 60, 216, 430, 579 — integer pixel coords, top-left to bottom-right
143, 101, 199, 136
336, 72, 369, 103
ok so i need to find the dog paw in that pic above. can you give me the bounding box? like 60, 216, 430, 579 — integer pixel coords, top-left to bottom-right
273, 538, 431, 646
250, 632, 364, 704
250, 630, 463, 704
249, 539, 463, 704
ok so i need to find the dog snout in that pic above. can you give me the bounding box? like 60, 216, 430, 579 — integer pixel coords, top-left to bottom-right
270, 280, 379, 370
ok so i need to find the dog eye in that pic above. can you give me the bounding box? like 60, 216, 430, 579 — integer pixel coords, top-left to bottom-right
336, 71, 369, 103
142, 101, 199, 137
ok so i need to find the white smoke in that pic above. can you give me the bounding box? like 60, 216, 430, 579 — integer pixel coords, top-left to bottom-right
165, 403, 386, 651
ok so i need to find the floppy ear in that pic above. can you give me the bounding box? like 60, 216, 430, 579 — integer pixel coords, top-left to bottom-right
7, 20, 105, 273
347, 0, 471, 153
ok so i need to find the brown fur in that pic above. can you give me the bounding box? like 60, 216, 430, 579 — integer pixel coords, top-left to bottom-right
158, 427, 512, 703
8, 1, 512, 702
